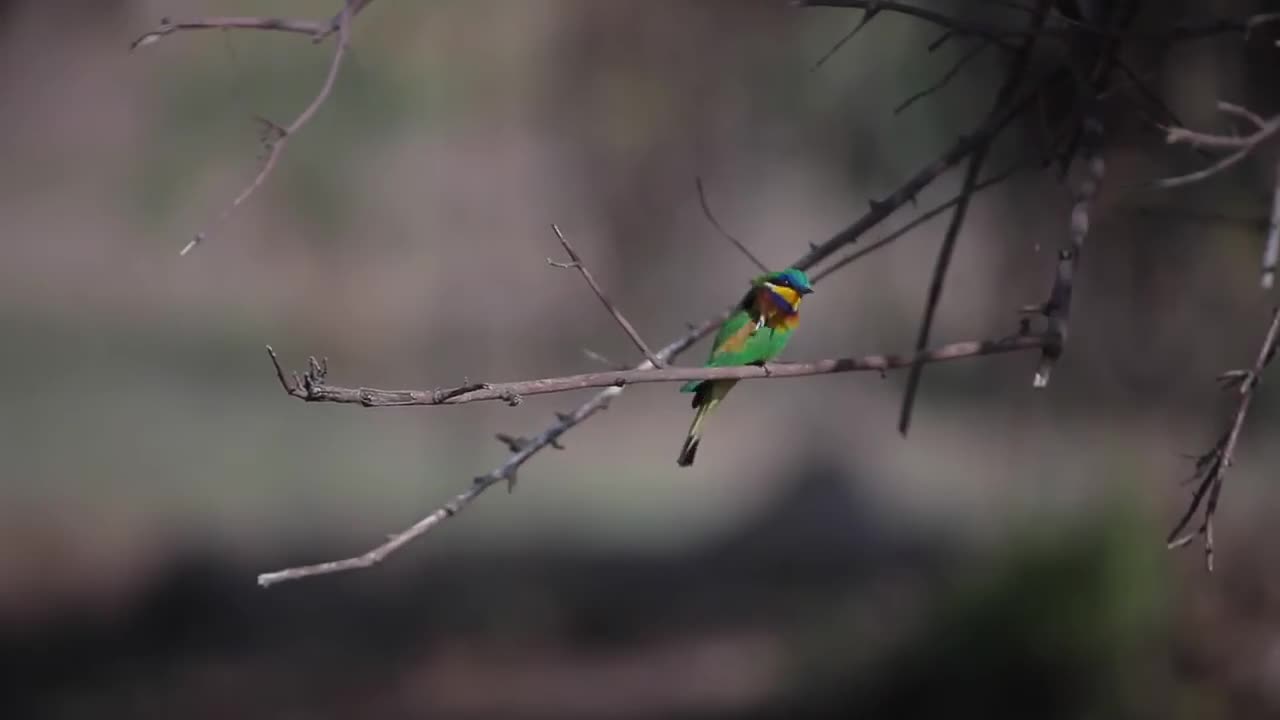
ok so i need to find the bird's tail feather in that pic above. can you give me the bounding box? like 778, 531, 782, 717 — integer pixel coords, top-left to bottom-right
677, 390, 724, 467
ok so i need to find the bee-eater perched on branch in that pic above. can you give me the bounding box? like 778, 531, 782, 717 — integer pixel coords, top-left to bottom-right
677, 268, 814, 467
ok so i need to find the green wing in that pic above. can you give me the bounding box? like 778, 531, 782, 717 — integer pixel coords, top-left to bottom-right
679, 304, 794, 393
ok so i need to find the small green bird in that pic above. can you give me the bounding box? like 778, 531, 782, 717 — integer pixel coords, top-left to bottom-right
677, 267, 814, 467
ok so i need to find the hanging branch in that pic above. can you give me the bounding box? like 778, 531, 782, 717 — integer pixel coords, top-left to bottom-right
897, 0, 1052, 436
131, 1, 376, 255
695, 178, 770, 273
1168, 308, 1280, 571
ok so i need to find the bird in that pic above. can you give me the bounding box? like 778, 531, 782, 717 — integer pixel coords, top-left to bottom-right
677, 267, 814, 467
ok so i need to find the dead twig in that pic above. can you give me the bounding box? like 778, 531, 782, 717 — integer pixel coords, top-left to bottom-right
130, 1, 376, 49
810, 3, 883, 70
134, 2, 369, 255
548, 224, 664, 367
131, 16, 332, 48
1167, 307, 1280, 571
694, 178, 770, 273
894, 40, 990, 114
898, 0, 1051, 436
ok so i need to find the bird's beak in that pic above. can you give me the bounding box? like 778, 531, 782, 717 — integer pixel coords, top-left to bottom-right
799, 286, 814, 295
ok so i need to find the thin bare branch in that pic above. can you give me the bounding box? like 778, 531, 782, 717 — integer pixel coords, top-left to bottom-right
1163, 104, 1280, 150
894, 41, 989, 114
183, 3, 354, 255
811, 161, 1029, 283
802, 1, 1018, 49
266, 335, 1048, 410
131, 16, 331, 48
898, 0, 1051, 436
130, 1, 377, 48
810, 4, 883, 70
257, 327, 1049, 586
1150, 97, 1279, 191
1218, 101, 1266, 130
1153, 147, 1254, 189
1263, 160, 1280, 289
805, 1, 1267, 48
1168, 307, 1280, 571
793, 72, 1048, 275
694, 178, 769, 273
549, 224, 664, 367
134, 2, 369, 255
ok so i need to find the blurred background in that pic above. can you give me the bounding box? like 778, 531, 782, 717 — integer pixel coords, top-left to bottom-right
4, 0, 1280, 717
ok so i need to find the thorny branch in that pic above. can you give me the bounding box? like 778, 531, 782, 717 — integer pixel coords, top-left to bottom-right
893, 40, 990, 115
547, 224, 665, 368
898, 0, 1051, 436
132, 1, 376, 255
266, 335, 1048, 409
258, 332, 1045, 587
1167, 308, 1280, 571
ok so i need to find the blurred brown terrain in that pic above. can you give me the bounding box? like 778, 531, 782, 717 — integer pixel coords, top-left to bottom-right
3, 0, 1280, 717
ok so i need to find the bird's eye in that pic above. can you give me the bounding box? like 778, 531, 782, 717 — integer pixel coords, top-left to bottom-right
773, 277, 791, 288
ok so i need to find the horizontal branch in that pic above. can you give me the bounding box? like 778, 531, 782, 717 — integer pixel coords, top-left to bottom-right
267, 334, 1049, 408
130, 1, 377, 49
1155, 101, 1280, 189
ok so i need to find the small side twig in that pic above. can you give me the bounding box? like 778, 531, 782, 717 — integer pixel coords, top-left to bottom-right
548, 224, 664, 368
1167, 307, 1280, 571
810, 3, 882, 70
1155, 102, 1280, 189
894, 40, 990, 114
694, 178, 770, 273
